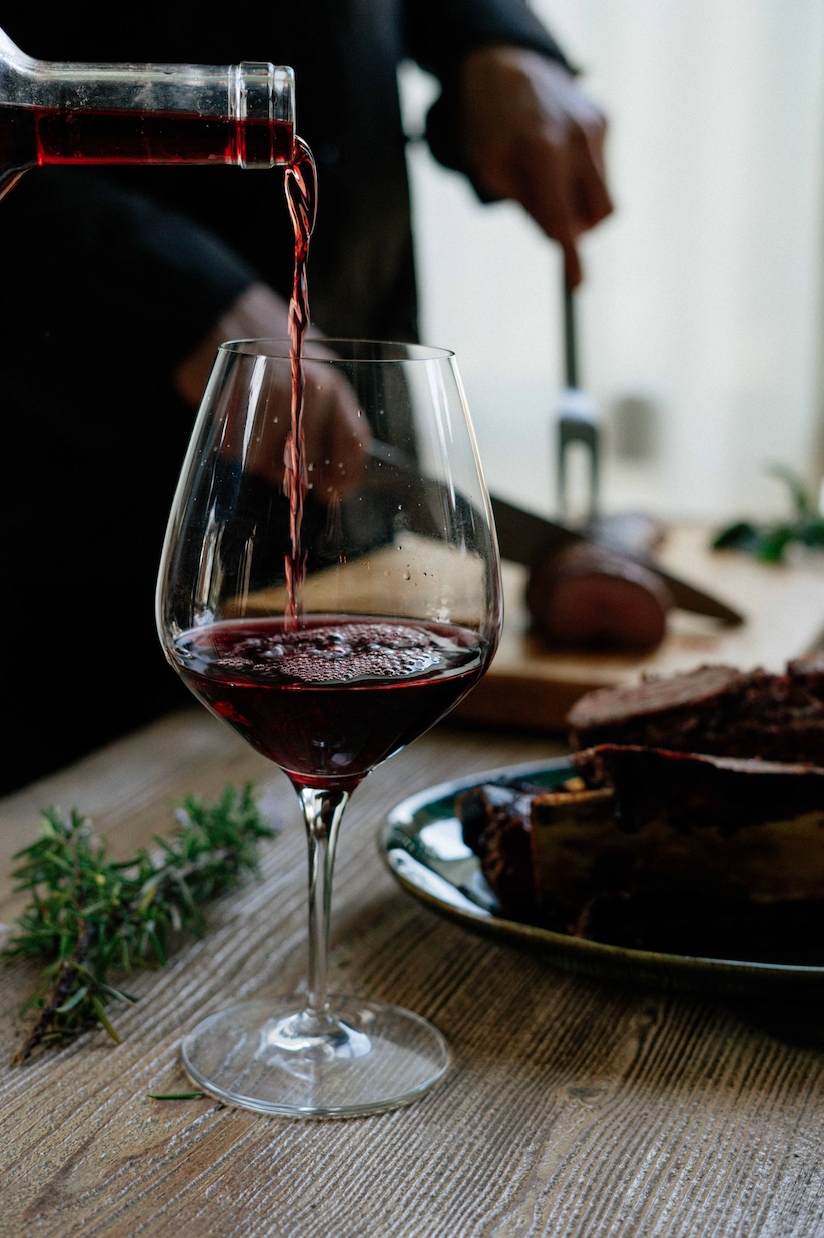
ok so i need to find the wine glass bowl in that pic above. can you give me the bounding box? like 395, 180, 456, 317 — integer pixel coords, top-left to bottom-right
157, 339, 501, 1116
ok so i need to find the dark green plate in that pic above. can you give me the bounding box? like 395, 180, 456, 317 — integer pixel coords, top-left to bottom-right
380, 758, 824, 997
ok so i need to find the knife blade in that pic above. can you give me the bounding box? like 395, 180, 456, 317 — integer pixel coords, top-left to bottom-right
490, 494, 744, 627
364, 441, 743, 627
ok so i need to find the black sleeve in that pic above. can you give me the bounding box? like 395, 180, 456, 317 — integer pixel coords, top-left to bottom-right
0, 168, 258, 378
404, 0, 575, 188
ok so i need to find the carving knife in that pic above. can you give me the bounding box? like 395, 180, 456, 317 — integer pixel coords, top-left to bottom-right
490, 494, 744, 627
364, 440, 743, 627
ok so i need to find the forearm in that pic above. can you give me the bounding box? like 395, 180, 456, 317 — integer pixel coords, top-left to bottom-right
401, 3, 613, 288
405, 0, 572, 83
0, 169, 258, 377
405, 0, 574, 181
173, 283, 334, 408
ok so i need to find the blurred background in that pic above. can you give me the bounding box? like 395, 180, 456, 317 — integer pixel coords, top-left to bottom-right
399, 0, 824, 525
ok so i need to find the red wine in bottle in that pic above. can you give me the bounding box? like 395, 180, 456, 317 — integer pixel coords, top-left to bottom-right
282, 136, 317, 624
171, 617, 490, 789
0, 102, 293, 168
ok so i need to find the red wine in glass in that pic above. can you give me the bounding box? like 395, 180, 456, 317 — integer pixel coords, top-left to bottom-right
158, 338, 502, 1117
171, 616, 490, 790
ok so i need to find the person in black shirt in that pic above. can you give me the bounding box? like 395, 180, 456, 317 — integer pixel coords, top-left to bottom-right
0, 1, 611, 792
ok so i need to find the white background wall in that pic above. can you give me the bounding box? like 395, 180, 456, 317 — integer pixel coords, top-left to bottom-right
400, 0, 824, 524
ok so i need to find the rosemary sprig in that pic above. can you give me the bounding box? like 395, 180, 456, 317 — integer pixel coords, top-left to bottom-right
712, 464, 824, 563
3, 784, 275, 1065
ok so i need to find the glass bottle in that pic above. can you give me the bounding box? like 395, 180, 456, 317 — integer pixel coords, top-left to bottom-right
0, 26, 295, 199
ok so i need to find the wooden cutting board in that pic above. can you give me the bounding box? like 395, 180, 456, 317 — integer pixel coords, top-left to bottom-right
453, 525, 824, 732
238, 526, 824, 734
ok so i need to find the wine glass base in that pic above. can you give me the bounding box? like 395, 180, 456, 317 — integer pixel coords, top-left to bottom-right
181, 998, 450, 1117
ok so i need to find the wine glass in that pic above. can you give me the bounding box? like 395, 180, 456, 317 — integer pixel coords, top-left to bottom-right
157, 339, 502, 1117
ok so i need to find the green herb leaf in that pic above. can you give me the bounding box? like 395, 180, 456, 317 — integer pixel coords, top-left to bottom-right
712, 464, 823, 564
146, 1091, 207, 1100
90, 995, 122, 1045
711, 521, 759, 552
55, 985, 89, 1014
757, 525, 796, 563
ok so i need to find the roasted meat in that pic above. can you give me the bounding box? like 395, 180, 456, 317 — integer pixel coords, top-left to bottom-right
454, 779, 545, 921
526, 542, 673, 652
567, 664, 824, 764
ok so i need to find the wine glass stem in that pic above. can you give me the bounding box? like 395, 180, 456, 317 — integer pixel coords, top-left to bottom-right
299, 786, 349, 1018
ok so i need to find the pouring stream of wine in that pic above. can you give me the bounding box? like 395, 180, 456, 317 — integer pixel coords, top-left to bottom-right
283, 136, 318, 625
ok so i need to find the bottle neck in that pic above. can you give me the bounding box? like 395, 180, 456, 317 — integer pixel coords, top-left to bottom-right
0, 31, 295, 171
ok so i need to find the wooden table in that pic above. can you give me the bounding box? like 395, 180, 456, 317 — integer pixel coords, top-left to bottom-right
3, 709, 824, 1237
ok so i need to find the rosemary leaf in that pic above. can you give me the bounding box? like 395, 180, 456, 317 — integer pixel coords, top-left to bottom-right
55, 985, 89, 1014
146, 1092, 206, 1100
713, 464, 824, 564
90, 996, 121, 1045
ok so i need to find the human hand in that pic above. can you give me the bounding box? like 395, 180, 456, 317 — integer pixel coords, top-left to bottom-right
459, 46, 613, 287
173, 282, 370, 499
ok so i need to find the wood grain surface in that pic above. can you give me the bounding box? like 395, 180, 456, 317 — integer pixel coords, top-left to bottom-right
2, 709, 824, 1238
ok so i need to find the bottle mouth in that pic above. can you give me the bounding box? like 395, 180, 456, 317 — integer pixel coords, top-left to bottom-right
229, 62, 295, 168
